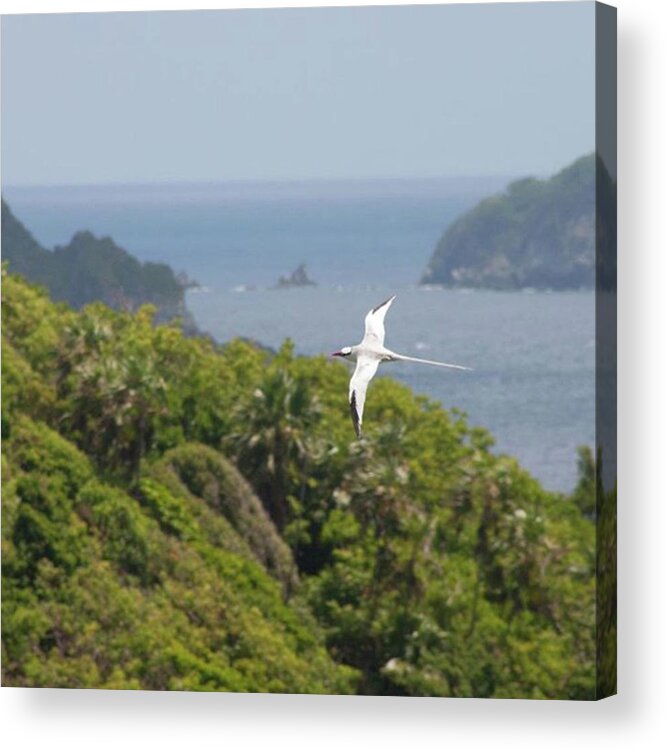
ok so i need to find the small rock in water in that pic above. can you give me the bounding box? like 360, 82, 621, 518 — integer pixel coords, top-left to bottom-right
274, 263, 317, 289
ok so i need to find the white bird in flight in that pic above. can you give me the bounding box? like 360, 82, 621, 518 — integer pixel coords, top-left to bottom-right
332, 295, 471, 438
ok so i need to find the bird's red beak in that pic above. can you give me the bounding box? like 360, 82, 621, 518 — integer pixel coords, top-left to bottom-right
331, 351, 343, 357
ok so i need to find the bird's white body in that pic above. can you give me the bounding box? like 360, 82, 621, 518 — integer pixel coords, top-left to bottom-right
332, 295, 470, 437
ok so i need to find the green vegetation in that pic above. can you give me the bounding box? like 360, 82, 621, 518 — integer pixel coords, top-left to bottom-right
422, 153, 616, 290
1, 200, 196, 330
2, 268, 607, 697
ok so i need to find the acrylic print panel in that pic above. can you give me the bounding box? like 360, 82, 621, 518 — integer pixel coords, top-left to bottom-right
0, 2, 616, 699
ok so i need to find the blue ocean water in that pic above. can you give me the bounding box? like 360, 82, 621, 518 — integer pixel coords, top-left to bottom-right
3, 179, 594, 492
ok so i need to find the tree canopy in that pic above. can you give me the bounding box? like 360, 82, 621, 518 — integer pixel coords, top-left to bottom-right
2, 268, 607, 697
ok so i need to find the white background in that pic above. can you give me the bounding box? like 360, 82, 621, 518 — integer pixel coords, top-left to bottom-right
1, 0, 664, 747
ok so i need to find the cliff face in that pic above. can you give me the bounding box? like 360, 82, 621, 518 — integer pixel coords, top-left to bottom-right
421, 154, 613, 290
1, 200, 195, 328
1, 199, 53, 285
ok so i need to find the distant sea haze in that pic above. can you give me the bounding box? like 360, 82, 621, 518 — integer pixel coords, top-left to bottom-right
4, 178, 594, 492
3, 177, 513, 289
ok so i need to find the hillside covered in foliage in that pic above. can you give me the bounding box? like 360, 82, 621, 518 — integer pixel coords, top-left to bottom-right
1, 200, 196, 329
421, 154, 615, 290
2, 269, 604, 697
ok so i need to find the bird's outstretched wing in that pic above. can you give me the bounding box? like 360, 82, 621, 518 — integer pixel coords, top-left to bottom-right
362, 295, 396, 348
349, 356, 380, 438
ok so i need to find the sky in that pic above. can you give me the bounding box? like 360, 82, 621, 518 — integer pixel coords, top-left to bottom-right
1, 2, 596, 185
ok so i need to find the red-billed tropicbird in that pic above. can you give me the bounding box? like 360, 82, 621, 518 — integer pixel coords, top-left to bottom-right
332, 295, 471, 438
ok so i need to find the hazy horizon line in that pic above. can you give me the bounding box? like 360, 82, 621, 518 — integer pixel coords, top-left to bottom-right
3, 163, 590, 193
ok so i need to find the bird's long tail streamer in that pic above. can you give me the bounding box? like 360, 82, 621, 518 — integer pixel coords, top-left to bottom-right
393, 354, 472, 371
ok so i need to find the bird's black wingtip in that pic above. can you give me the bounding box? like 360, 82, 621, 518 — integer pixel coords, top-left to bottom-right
371, 295, 396, 315
349, 390, 362, 439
